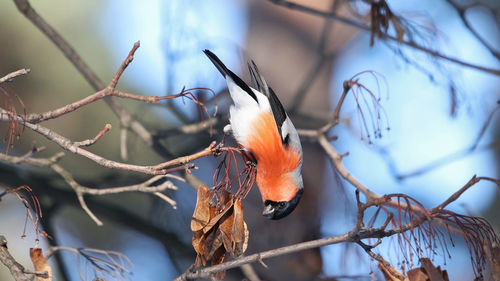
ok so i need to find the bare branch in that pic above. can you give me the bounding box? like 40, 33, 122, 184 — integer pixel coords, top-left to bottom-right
153, 118, 219, 138
23, 43, 201, 125
74, 124, 112, 147
120, 126, 128, 161
317, 133, 378, 200
13, 0, 215, 196
44, 246, 132, 280
0, 110, 201, 175
77, 192, 102, 226
385, 102, 500, 180
176, 203, 453, 281
0, 236, 32, 281
470, 101, 500, 151
268, 0, 500, 76
0, 148, 182, 225
13, 0, 104, 90
0, 69, 31, 84
11, 144, 46, 164
49, 164, 179, 225
13, 0, 175, 163
154, 141, 217, 170
435, 175, 500, 210
446, 0, 500, 61
174, 232, 351, 280
290, 1, 339, 112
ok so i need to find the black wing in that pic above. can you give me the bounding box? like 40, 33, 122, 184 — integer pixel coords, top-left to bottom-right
203, 50, 258, 103
268, 87, 288, 142
248, 61, 288, 143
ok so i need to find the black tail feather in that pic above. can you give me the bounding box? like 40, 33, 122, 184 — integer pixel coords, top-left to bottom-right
203, 49, 229, 78
203, 49, 258, 103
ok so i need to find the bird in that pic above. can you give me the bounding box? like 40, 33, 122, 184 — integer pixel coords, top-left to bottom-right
203, 50, 303, 220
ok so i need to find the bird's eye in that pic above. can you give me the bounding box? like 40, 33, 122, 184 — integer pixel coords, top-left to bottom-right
283, 134, 290, 145
279, 202, 286, 208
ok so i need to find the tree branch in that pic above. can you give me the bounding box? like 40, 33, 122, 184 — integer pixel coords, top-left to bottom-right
0, 109, 202, 175
435, 175, 500, 210
290, 1, 338, 112
0, 69, 30, 84
446, 0, 500, 61
13, 0, 214, 195
0, 148, 184, 225
269, 0, 500, 76
0, 236, 32, 281
13, 0, 175, 161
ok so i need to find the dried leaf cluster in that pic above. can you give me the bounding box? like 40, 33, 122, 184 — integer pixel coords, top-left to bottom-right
369, 0, 406, 45
30, 248, 52, 281
380, 258, 449, 281
191, 185, 248, 280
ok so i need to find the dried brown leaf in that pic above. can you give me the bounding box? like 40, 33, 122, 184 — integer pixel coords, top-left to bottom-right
492, 244, 500, 280
191, 185, 211, 232
219, 206, 235, 254
212, 246, 228, 280
190, 186, 248, 278
378, 261, 408, 281
420, 258, 448, 281
30, 248, 52, 281
202, 192, 234, 234
194, 252, 205, 268
407, 268, 429, 281
192, 230, 205, 263
206, 229, 224, 259
407, 259, 449, 281
232, 199, 247, 256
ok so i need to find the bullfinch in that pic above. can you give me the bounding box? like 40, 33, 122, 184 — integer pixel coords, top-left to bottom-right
204, 50, 303, 220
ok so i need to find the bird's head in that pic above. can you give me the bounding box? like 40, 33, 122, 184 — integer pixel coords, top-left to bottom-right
262, 188, 303, 220
261, 170, 303, 220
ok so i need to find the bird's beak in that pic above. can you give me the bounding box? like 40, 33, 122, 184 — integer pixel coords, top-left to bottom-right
262, 205, 275, 218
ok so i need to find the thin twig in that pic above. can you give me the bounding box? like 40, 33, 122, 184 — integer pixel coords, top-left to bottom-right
268, 0, 500, 76
13, 0, 173, 160
154, 141, 217, 170
470, 101, 500, 151
0, 109, 202, 175
120, 126, 128, 161
74, 124, 112, 147
290, 0, 338, 112
50, 164, 179, 225
23, 42, 185, 124
0, 148, 182, 225
435, 175, 500, 210
446, 0, 500, 60
11, 144, 46, 164
44, 246, 132, 279
386, 104, 500, 180
153, 118, 219, 138
13, 0, 214, 195
0, 69, 31, 84
317, 133, 378, 200
239, 264, 261, 281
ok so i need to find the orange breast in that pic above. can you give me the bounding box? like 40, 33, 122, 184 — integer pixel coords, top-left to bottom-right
245, 112, 301, 202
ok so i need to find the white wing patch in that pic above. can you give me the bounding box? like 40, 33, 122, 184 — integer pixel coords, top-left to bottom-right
226, 78, 273, 147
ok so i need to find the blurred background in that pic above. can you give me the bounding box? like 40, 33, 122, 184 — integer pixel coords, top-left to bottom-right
0, 0, 499, 280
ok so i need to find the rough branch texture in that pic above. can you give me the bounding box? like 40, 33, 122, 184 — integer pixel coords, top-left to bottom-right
0, 236, 32, 281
